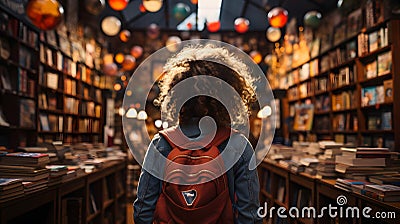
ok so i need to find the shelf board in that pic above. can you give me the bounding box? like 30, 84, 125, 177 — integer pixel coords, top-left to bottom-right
103, 199, 114, 210
332, 108, 357, 113
359, 72, 392, 87
86, 210, 101, 222
329, 57, 357, 72
330, 83, 357, 93
314, 110, 330, 115
261, 189, 273, 200
333, 130, 357, 134
0, 89, 36, 100
38, 108, 64, 115
274, 200, 288, 209
314, 90, 329, 96
116, 192, 125, 199
359, 45, 392, 61
361, 102, 393, 110
361, 130, 394, 134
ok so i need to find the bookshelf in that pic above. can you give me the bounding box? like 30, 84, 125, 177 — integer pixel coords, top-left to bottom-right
0, 4, 39, 149
259, 160, 400, 224
0, 4, 107, 148
282, 9, 399, 150
0, 160, 127, 224
37, 29, 105, 144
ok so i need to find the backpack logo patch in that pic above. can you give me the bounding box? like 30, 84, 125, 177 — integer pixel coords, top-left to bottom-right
181, 189, 197, 206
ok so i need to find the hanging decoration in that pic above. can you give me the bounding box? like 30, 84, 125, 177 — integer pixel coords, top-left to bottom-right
304, 11, 322, 29
142, 0, 163, 12
101, 16, 121, 36
115, 53, 125, 64
103, 54, 114, 65
26, 0, 64, 30
190, 0, 198, 4
139, 3, 147, 12
103, 63, 118, 76
130, 46, 143, 58
250, 51, 262, 64
267, 7, 288, 28
166, 36, 182, 52
234, 17, 250, 33
172, 3, 190, 21
85, 0, 105, 15
207, 21, 221, 32
108, 0, 129, 11
147, 23, 160, 39
119, 29, 131, 42
266, 27, 281, 42
122, 55, 136, 71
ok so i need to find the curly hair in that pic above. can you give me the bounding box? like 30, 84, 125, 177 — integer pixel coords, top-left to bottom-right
154, 44, 257, 128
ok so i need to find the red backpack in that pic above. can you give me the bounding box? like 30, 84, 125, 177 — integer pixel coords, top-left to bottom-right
153, 127, 234, 224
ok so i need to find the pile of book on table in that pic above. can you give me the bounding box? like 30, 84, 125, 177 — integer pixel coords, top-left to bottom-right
316, 141, 343, 179
0, 152, 50, 194
0, 178, 24, 203
334, 179, 400, 201
335, 147, 399, 181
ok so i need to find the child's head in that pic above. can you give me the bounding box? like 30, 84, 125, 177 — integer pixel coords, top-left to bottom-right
155, 44, 257, 128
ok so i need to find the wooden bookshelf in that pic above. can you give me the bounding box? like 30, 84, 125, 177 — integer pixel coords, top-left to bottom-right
0, 5, 107, 148
0, 160, 127, 224
259, 160, 400, 224
283, 13, 399, 150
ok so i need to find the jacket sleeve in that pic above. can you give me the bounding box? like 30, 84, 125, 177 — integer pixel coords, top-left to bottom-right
233, 135, 263, 224
133, 135, 168, 224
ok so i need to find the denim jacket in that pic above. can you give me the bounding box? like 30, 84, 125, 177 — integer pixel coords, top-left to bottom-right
133, 124, 262, 224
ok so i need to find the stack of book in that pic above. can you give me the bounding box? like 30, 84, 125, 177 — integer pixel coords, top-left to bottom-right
316, 143, 343, 179
0, 152, 50, 194
335, 147, 396, 181
45, 165, 68, 186
20, 146, 59, 163
364, 184, 400, 202
0, 178, 24, 203
300, 158, 319, 175
369, 174, 400, 186
334, 178, 371, 194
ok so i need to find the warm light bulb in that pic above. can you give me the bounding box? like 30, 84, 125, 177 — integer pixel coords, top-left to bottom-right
126, 108, 138, 118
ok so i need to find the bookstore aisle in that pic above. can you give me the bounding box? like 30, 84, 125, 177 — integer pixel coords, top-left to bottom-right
1, 0, 400, 224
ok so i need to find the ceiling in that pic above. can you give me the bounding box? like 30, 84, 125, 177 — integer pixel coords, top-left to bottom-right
80, 0, 339, 33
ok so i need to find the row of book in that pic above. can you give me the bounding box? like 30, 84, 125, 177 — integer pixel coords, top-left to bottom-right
335, 179, 400, 202
265, 142, 400, 193
358, 27, 389, 57
0, 143, 127, 203
0, 66, 35, 98
38, 115, 101, 133
361, 81, 393, 106
364, 51, 392, 79
2, 13, 38, 48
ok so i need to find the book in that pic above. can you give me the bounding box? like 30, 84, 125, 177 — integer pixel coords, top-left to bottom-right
20, 99, 36, 128
383, 79, 393, 102
365, 184, 400, 197
368, 31, 379, 52
375, 85, 384, 104
39, 113, 50, 131
377, 51, 392, 76
361, 87, 376, 106
381, 111, 392, 130
346, 8, 363, 38
46, 72, 59, 90
293, 104, 314, 131
335, 155, 386, 166
0, 66, 12, 91
0, 152, 49, 167
365, 60, 377, 79
0, 178, 22, 190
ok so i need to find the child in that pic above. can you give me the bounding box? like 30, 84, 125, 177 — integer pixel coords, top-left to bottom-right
133, 44, 262, 224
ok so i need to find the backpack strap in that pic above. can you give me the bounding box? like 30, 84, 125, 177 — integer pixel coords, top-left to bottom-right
159, 127, 232, 150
